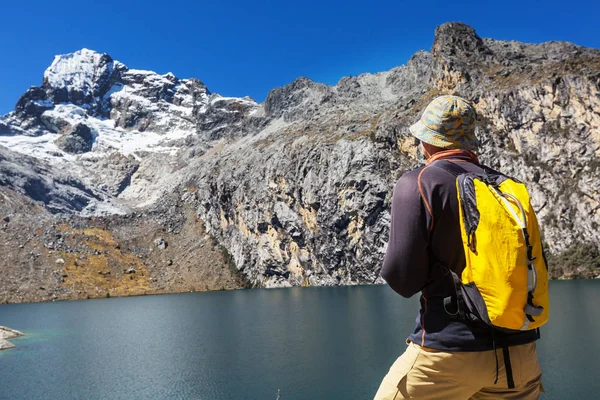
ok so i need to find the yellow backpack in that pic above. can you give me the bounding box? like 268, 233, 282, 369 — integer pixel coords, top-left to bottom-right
434, 160, 550, 332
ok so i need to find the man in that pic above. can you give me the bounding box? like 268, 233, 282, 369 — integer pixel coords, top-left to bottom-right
374, 95, 543, 399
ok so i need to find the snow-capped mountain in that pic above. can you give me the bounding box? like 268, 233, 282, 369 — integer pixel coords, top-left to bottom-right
1, 48, 261, 213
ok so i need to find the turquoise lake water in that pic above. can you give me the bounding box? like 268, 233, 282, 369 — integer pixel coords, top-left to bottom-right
0, 280, 598, 399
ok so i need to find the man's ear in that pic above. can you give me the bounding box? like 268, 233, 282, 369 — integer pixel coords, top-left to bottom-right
422, 143, 432, 159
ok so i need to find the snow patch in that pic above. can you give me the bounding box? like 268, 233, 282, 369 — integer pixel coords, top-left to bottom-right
33, 99, 54, 108
81, 199, 129, 216
103, 83, 124, 100
2, 101, 195, 161
44, 104, 88, 122
125, 69, 155, 76
0, 133, 69, 162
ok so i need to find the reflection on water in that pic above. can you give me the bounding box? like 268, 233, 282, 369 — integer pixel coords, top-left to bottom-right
0, 281, 598, 399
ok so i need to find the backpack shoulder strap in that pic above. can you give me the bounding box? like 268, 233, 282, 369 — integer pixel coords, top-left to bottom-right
429, 159, 470, 177
431, 159, 501, 179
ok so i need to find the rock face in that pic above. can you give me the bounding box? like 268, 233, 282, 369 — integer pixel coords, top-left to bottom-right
0, 145, 110, 214
1, 23, 599, 302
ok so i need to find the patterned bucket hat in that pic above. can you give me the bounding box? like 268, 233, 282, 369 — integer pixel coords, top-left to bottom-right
409, 95, 479, 151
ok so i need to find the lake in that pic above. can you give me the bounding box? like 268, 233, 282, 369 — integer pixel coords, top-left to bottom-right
0, 280, 599, 399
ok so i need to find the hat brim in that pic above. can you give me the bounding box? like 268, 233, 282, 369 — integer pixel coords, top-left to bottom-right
409, 120, 479, 151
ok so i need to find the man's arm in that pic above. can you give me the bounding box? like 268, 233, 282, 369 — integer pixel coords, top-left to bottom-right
380, 172, 431, 298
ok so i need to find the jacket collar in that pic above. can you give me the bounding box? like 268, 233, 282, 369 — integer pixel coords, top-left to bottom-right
426, 149, 479, 165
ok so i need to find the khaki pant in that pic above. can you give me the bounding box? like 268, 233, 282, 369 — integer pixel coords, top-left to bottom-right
374, 341, 543, 400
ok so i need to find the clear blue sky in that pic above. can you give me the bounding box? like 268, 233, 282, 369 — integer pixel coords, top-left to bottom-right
1, 0, 599, 114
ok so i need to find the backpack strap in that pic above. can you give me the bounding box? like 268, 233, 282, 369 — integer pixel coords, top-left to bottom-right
442, 267, 466, 321
431, 158, 500, 179
427, 160, 472, 321
503, 347, 516, 389
429, 159, 470, 177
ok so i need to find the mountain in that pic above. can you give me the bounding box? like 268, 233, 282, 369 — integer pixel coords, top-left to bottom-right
1, 22, 599, 303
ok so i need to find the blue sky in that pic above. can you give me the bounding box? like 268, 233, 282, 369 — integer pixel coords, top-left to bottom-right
1, 0, 599, 114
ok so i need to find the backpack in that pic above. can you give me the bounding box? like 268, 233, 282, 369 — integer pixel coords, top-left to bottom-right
433, 159, 550, 332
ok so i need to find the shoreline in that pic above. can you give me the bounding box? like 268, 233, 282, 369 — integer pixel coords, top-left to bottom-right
1, 275, 598, 305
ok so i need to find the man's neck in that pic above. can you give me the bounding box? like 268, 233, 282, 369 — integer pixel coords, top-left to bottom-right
426, 149, 479, 164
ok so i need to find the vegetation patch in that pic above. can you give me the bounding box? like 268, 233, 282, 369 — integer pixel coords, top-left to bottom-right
58, 227, 152, 299
547, 242, 600, 279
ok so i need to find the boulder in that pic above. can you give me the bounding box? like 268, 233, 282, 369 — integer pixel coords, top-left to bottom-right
0, 339, 15, 350
56, 123, 94, 154
0, 326, 25, 340
154, 238, 167, 249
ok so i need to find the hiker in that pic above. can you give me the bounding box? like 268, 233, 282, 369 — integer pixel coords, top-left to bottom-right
374, 95, 546, 399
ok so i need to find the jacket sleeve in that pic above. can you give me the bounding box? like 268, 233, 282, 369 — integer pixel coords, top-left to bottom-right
380, 172, 431, 298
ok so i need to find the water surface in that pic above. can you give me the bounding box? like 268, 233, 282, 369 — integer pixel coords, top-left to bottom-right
0, 280, 598, 399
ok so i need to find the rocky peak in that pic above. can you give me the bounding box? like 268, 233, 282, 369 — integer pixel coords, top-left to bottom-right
432, 22, 492, 61
264, 77, 332, 121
